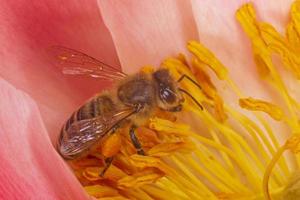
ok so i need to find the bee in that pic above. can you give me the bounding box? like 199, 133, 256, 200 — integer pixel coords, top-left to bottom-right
50, 46, 202, 176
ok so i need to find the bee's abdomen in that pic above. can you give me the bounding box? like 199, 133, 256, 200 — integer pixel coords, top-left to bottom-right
63, 95, 115, 132
77, 95, 115, 120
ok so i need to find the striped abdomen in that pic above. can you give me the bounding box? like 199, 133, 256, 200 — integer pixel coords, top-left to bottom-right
62, 95, 115, 134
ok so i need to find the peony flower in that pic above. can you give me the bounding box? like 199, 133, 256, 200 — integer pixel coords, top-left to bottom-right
1, 0, 299, 199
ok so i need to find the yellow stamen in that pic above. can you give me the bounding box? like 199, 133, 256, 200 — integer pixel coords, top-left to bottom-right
187, 40, 228, 80
239, 97, 284, 120
286, 134, 300, 153
263, 145, 286, 200
192, 59, 227, 122
118, 169, 163, 189
147, 141, 194, 157
236, 3, 300, 132
149, 117, 190, 136
287, 0, 300, 52
84, 185, 119, 198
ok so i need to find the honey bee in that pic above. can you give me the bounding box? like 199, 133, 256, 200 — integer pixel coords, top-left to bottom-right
50, 46, 202, 176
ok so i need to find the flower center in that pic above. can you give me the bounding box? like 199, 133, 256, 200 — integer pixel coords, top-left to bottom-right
69, 2, 300, 200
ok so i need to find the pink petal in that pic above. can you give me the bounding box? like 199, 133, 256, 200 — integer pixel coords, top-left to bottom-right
0, 78, 88, 200
98, 0, 199, 73
0, 0, 120, 141
190, 0, 293, 98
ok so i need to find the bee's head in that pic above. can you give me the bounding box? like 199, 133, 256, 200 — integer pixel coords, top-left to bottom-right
153, 69, 183, 112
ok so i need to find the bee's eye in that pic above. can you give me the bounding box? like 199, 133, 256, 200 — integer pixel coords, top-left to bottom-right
159, 86, 176, 104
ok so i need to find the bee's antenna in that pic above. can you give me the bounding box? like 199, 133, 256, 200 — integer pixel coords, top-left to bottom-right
178, 88, 203, 110
177, 74, 202, 90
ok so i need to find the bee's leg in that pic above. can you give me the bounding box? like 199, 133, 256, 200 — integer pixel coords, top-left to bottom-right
99, 157, 113, 177
129, 125, 145, 155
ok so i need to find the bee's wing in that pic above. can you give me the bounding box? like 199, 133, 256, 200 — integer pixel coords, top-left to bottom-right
49, 46, 127, 80
58, 109, 135, 159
